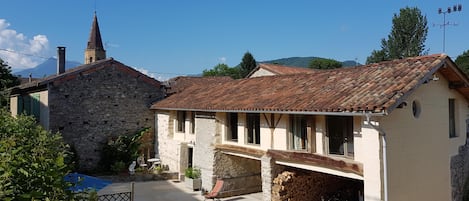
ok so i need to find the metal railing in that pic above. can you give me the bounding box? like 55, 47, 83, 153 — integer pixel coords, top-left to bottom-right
98, 192, 132, 201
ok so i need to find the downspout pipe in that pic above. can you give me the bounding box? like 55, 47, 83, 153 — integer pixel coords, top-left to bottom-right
366, 113, 388, 201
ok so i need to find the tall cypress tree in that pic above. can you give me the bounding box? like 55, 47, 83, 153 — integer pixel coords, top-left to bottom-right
455, 50, 469, 76
239, 52, 257, 78
366, 7, 428, 64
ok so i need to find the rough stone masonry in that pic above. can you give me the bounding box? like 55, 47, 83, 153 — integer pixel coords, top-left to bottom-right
48, 61, 164, 171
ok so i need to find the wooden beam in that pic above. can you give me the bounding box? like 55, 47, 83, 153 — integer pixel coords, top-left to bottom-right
267, 149, 363, 176
449, 81, 466, 89
215, 144, 266, 158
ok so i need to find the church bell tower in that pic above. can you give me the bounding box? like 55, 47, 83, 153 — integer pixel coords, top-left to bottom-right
84, 12, 106, 64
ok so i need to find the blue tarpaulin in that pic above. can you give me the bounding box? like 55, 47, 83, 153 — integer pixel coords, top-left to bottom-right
64, 172, 112, 192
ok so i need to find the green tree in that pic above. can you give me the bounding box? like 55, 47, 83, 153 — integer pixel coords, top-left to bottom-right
366, 7, 428, 64
308, 58, 343, 69
455, 50, 469, 76
0, 59, 20, 108
99, 128, 147, 173
0, 109, 73, 200
202, 63, 241, 79
239, 51, 257, 78
366, 49, 388, 65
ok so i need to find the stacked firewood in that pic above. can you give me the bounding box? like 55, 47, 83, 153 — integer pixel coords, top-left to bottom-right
271, 171, 327, 201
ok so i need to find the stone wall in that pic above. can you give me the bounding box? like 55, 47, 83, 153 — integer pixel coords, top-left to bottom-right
451, 140, 469, 201
213, 152, 262, 197
48, 63, 164, 171
157, 112, 183, 174
272, 168, 363, 201
193, 112, 218, 191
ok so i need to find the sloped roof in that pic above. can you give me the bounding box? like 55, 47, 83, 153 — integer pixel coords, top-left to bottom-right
151, 54, 469, 115
165, 76, 233, 95
247, 63, 315, 77
11, 58, 160, 94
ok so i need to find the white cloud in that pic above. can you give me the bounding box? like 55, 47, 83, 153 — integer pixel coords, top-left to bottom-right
135, 67, 156, 79
218, 57, 227, 64
0, 19, 50, 70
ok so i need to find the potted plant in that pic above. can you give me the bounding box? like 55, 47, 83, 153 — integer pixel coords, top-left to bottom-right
184, 167, 201, 191
154, 165, 163, 174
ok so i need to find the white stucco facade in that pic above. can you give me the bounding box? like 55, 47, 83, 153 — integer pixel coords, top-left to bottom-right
248, 68, 276, 78
380, 73, 468, 201
155, 76, 469, 201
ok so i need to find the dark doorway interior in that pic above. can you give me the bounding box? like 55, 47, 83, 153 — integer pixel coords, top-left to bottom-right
188, 147, 193, 168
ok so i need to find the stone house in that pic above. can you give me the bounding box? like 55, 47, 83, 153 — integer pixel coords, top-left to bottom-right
9, 13, 165, 171
151, 54, 469, 201
9, 56, 164, 171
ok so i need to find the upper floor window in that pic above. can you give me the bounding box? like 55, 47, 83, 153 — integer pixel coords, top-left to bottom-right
176, 111, 186, 133
246, 113, 260, 145
189, 112, 195, 134
449, 99, 457, 138
17, 94, 40, 122
226, 113, 238, 141
327, 116, 354, 157
289, 115, 308, 150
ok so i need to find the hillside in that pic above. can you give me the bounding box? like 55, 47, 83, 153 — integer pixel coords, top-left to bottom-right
14, 58, 81, 78
261, 57, 360, 68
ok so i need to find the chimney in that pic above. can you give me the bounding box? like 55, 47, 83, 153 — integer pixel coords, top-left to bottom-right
57, 46, 66, 75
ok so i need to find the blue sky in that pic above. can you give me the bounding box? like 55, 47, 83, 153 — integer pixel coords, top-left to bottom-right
1, 1, 467, 80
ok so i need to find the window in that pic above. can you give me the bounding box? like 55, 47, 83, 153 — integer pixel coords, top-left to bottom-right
289, 115, 308, 150
412, 100, 421, 118
449, 99, 457, 138
176, 111, 186, 132
227, 113, 238, 141
17, 94, 40, 121
31, 94, 40, 121
327, 116, 354, 157
189, 112, 195, 134
246, 113, 260, 145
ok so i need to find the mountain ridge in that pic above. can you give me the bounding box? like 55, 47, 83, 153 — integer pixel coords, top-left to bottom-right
14, 58, 81, 78
261, 56, 360, 68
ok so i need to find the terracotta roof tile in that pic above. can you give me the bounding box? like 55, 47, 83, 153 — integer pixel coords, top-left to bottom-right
11, 58, 161, 93
165, 76, 233, 95
151, 54, 469, 114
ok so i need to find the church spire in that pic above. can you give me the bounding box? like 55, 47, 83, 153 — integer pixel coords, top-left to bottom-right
84, 12, 106, 64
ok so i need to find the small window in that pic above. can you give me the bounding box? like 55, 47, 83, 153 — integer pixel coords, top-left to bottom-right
412, 100, 421, 118
227, 113, 238, 141
449, 99, 457, 138
189, 112, 195, 134
246, 113, 260, 145
289, 115, 308, 150
176, 111, 186, 133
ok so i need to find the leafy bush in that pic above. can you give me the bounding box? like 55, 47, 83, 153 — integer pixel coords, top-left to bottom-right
185, 167, 200, 179
110, 161, 126, 174
0, 108, 73, 200
99, 128, 148, 173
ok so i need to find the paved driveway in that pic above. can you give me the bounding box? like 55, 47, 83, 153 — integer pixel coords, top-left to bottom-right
99, 180, 262, 201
